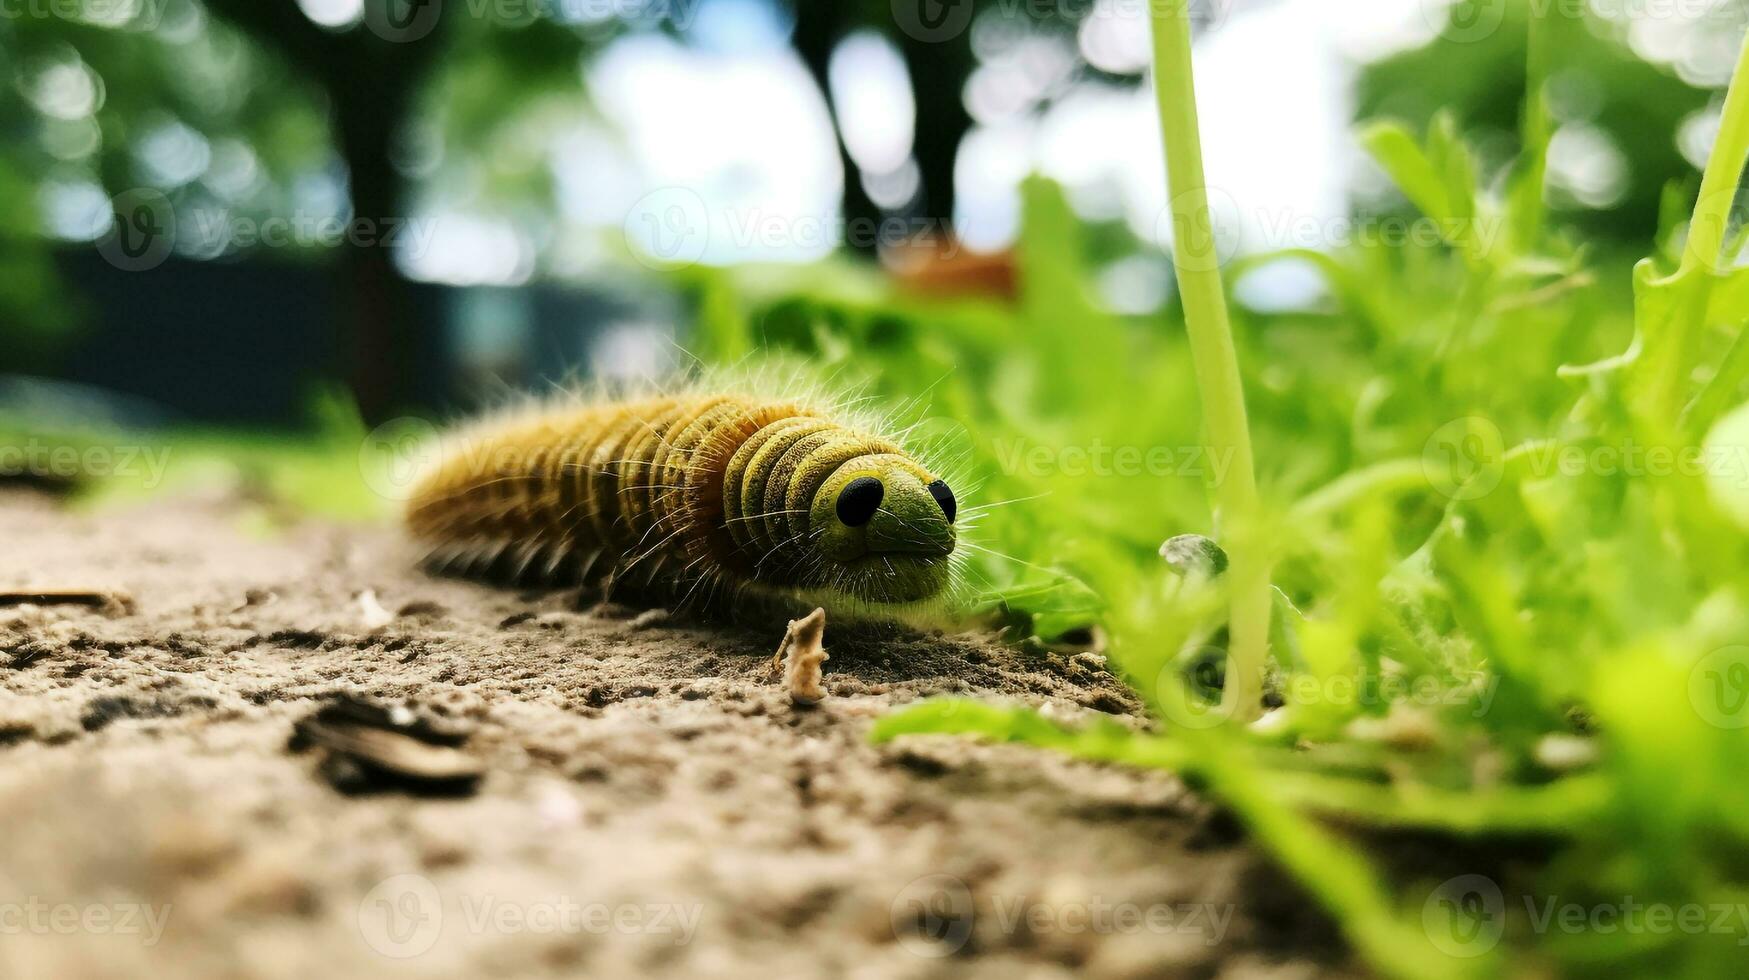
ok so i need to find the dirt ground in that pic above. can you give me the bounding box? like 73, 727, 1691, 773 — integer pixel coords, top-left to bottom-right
0, 487, 1360, 979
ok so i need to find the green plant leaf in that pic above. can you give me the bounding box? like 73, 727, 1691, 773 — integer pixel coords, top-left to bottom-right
1357, 120, 1452, 224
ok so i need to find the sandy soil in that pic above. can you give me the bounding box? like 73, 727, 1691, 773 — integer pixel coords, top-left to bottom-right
0, 488, 1359, 979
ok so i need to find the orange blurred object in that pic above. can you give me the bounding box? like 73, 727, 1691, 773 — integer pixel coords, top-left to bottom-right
884, 235, 1016, 301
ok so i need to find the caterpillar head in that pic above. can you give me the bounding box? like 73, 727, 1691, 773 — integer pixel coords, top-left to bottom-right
809, 453, 957, 603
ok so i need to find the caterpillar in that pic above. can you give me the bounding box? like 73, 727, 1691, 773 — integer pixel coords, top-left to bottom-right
404, 387, 962, 615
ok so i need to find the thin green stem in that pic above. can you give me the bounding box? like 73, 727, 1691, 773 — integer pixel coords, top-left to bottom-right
1509, 4, 1550, 252
1290, 459, 1432, 524
1148, 1, 1267, 722
1637, 28, 1749, 434
1682, 28, 1749, 280
1658, 26, 1749, 426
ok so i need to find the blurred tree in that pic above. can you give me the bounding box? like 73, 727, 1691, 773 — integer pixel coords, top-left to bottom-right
189, 1, 597, 420
896, 21, 975, 232
0, 0, 598, 420
788, 0, 977, 256
0, 0, 1181, 412
0, 7, 325, 369
791, 1, 883, 254
789, 0, 1226, 258
198, 0, 451, 422
789, 0, 1146, 256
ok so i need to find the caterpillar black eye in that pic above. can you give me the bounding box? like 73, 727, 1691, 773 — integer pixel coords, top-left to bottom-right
927, 480, 957, 523
836, 477, 884, 527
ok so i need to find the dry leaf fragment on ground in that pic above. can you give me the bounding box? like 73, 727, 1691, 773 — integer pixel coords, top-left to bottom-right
773, 608, 829, 705
0, 589, 134, 615
288, 694, 482, 796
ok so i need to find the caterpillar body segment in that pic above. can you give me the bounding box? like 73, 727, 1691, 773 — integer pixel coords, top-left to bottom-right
405, 393, 961, 611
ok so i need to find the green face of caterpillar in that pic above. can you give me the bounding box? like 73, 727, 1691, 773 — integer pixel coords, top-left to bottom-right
809, 454, 957, 603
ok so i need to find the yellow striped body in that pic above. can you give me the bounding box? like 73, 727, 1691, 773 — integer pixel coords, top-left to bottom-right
405, 394, 959, 608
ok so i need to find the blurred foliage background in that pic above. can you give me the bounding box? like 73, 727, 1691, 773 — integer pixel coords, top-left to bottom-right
3, 0, 1743, 421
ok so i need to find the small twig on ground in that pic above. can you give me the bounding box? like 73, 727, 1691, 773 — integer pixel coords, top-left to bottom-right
772, 608, 830, 706
356, 589, 395, 629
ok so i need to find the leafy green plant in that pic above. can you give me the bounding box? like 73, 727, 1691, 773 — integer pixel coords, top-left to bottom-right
850, 7, 1749, 978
